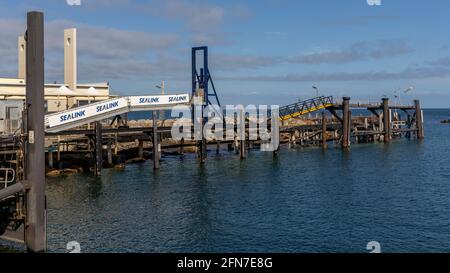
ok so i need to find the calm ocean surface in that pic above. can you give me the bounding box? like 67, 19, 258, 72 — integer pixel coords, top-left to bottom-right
2, 109, 450, 253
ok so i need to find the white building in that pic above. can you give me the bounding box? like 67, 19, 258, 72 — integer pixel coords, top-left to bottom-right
0, 28, 111, 134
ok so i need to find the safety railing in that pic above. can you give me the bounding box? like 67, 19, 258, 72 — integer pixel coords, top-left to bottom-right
279, 96, 334, 120
0, 168, 16, 190
44, 93, 190, 133
0, 119, 21, 136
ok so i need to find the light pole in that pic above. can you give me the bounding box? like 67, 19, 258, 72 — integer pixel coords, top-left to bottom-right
404, 86, 414, 96
155, 81, 165, 119
312, 86, 319, 98
156, 80, 165, 95
398, 86, 414, 106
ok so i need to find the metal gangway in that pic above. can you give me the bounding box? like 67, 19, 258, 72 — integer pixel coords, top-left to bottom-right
44, 93, 190, 133
278, 96, 334, 121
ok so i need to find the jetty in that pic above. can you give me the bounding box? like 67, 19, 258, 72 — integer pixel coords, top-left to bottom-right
0, 11, 424, 252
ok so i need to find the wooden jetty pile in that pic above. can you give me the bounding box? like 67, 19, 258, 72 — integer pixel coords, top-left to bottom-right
0, 96, 425, 179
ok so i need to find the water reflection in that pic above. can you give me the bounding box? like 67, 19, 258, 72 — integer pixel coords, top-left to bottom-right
1, 110, 450, 253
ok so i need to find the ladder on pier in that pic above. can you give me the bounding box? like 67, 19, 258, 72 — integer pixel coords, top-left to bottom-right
279, 96, 334, 121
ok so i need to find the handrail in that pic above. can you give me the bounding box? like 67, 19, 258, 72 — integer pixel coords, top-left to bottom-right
0, 168, 16, 189
279, 96, 334, 120
281, 96, 330, 109
44, 93, 191, 133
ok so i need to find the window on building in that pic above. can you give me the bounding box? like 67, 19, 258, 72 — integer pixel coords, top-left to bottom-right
77, 100, 90, 107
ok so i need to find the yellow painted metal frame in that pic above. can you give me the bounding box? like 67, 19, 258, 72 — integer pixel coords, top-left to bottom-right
279, 103, 333, 121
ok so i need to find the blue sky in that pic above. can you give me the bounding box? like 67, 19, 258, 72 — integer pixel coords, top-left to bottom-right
1, 0, 450, 107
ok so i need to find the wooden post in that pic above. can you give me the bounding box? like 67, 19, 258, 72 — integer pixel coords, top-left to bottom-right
199, 131, 207, 162
233, 114, 238, 154
382, 98, 391, 142
322, 112, 328, 149
216, 140, 220, 155
239, 109, 246, 159
342, 97, 350, 149
300, 131, 304, 146
94, 121, 102, 176
152, 111, 160, 169
48, 151, 53, 169
414, 100, 424, 139
57, 136, 61, 161
180, 137, 184, 156
228, 143, 233, 151
138, 139, 144, 158
197, 91, 207, 163
407, 114, 412, 139
288, 133, 292, 149
25, 11, 46, 252
348, 111, 352, 145
107, 139, 113, 166
114, 133, 118, 155
158, 132, 162, 160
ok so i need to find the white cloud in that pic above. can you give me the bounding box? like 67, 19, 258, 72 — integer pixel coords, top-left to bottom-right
80, 0, 250, 46
207, 39, 413, 72
45, 20, 178, 58
0, 18, 181, 81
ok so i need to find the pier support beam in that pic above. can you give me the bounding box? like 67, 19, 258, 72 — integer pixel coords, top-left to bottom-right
94, 121, 102, 176
25, 11, 46, 253
342, 97, 350, 149
114, 133, 118, 155
406, 114, 412, 139
199, 135, 207, 162
152, 111, 160, 169
382, 98, 391, 143
288, 133, 293, 149
195, 91, 207, 163
57, 136, 61, 162
138, 139, 144, 158
48, 151, 53, 169
414, 100, 424, 139
239, 109, 246, 159
180, 138, 184, 156
107, 140, 113, 166
322, 112, 328, 150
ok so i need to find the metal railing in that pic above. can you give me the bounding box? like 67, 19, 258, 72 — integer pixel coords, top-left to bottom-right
0, 119, 21, 136
0, 168, 16, 189
44, 93, 191, 133
279, 96, 334, 120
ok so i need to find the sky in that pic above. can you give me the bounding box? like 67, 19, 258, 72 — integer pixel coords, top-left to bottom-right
0, 0, 450, 107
